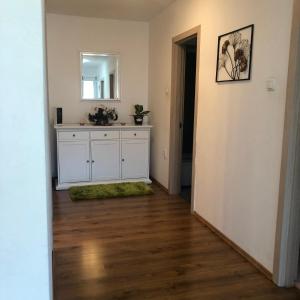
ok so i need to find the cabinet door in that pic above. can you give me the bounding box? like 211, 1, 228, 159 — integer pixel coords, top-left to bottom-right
121, 140, 149, 179
91, 140, 120, 181
58, 141, 90, 183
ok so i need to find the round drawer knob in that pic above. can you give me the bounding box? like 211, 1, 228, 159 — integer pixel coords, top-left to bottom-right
122, 159, 125, 162
73, 134, 76, 137
104, 134, 107, 137
86, 160, 90, 163
134, 133, 137, 136
92, 160, 95, 163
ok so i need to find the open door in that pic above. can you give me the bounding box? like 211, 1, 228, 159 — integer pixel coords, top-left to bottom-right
168, 26, 200, 212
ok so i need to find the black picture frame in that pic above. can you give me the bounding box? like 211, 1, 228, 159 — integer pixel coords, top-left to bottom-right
216, 24, 254, 83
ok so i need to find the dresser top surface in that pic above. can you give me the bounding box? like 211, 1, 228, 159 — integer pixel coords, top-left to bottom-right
55, 123, 153, 130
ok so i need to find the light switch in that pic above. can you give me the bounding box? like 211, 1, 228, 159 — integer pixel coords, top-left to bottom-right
162, 149, 168, 160
266, 78, 276, 92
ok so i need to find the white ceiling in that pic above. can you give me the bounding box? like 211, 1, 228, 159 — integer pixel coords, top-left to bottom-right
46, 0, 176, 21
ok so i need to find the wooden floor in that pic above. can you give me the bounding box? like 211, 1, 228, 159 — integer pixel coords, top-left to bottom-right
53, 184, 300, 300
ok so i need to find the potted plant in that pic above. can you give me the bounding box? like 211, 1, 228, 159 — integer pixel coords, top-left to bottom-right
132, 104, 150, 125
89, 105, 118, 126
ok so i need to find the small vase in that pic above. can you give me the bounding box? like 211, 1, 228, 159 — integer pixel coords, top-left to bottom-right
134, 115, 144, 125
95, 117, 109, 126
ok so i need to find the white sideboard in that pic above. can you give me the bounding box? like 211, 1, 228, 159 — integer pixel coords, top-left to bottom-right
55, 124, 152, 190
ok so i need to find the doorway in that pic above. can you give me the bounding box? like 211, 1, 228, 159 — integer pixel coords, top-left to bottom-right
168, 26, 200, 211
109, 73, 115, 99
180, 38, 197, 202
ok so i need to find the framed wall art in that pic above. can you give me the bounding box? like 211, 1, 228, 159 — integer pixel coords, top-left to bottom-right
216, 24, 254, 82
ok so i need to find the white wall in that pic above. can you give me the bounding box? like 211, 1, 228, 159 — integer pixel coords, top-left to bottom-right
46, 13, 149, 175
149, 0, 294, 272
46, 14, 149, 122
0, 1, 52, 299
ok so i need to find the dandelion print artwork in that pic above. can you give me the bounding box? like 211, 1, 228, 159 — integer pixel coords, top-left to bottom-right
216, 25, 254, 82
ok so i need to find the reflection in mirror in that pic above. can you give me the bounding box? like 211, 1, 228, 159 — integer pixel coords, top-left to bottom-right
81, 53, 120, 100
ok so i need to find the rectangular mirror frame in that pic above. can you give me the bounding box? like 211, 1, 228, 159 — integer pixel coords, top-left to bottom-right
80, 52, 121, 101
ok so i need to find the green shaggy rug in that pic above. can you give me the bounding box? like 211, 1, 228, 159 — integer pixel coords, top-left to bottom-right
69, 182, 153, 201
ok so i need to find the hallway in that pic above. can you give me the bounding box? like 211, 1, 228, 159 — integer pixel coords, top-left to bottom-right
53, 185, 300, 299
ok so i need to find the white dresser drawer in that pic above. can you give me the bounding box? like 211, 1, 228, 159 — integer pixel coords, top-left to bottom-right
90, 130, 120, 140
121, 130, 149, 139
58, 131, 89, 141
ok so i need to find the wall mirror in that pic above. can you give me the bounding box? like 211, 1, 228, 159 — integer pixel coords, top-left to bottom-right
81, 52, 120, 101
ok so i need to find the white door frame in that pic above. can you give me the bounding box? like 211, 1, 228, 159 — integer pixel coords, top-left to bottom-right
273, 25, 300, 287
168, 26, 201, 213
